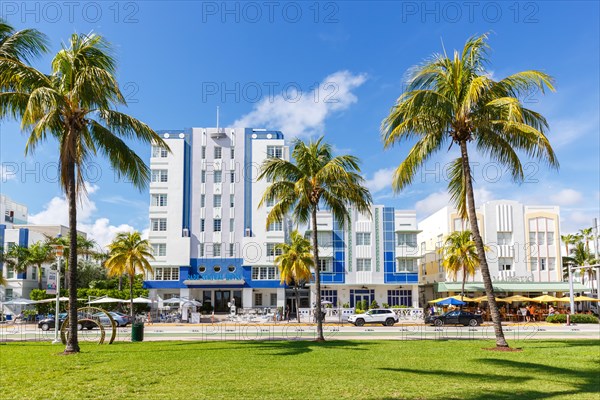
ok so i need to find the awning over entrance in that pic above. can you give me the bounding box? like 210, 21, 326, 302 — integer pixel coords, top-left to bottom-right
182, 279, 245, 286
436, 281, 588, 293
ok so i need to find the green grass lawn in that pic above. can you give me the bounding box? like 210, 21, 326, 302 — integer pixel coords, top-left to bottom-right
1, 340, 598, 399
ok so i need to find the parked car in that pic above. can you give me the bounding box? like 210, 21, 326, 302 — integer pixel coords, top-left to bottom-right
425, 310, 483, 327
110, 311, 132, 324
38, 313, 97, 331
92, 312, 130, 327
347, 309, 399, 326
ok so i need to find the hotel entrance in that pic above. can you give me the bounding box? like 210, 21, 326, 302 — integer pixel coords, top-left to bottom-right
211, 290, 243, 313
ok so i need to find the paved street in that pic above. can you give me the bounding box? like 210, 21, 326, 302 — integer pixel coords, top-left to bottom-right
2, 322, 599, 342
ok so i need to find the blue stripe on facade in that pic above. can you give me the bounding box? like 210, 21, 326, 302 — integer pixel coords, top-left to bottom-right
244, 129, 253, 235
383, 207, 418, 284
0, 225, 5, 274
321, 220, 345, 284
182, 131, 192, 232
17, 228, 29, 279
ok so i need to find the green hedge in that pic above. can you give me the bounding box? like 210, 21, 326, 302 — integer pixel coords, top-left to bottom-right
546, 314, 599, 324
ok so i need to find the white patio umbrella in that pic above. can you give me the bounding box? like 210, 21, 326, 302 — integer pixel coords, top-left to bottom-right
88, 296, 125, 304
2, 298, 37, 305
129, 297, 153, 304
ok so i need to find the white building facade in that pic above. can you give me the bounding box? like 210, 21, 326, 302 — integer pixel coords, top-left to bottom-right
145, 127, 290, 312
417, 200, 584, 300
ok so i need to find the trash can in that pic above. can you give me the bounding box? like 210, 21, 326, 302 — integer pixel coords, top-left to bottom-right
131, 322, 144, 342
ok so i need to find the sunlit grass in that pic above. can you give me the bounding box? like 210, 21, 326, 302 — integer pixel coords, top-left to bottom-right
1, 340, 598, 399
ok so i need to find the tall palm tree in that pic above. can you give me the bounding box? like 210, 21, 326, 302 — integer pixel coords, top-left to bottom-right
45, 234, 99, 289
0, 33, 169, 353
567, 241, 597, 293
105, 232, 154, 321
259, 137, 372, 341
578, 228, 594, 253
381, 34, 558, 348
438, 230, 482, 305
275, 231, 314, 323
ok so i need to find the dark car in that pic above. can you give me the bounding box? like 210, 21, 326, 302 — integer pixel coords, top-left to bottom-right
425, 310, 483, 327
37, 313, 98, 331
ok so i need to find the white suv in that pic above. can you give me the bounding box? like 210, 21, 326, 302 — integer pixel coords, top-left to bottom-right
348, 309, 399, 326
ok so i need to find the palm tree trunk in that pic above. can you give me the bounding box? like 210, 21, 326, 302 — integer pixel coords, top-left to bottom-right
37, 264, 42, 290
130, 273, 134, 321
295, 285, 301, 323
65, 161, 80, 354
459, 141, 508, 348
118, 275, 123, 291
460, 266, 466, 310
312, 207, 324, 341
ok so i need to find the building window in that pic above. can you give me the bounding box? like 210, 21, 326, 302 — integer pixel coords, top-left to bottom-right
151, 218, 167, 231
530, 259, 538, 271
252, 266, 277, 280
153, 267, 179, 281
214, 170, 222, 183
499, 257, 512, 271
230, 172, 235, 183
267, 145, 283, 159
200, 219, 205, 232
229, 218, 234, 231
356, 232, 371, 246
547, 232, 555, 246
152, 145, 168, 158
199, 243, 204, 257
214, 219, 222, 232
201, 146, 206, 159
151, 169, 168, 183
230, 148, 235, 159
254, 293, 263, 306
31, 267, 37, 280
6, 266, 14, 279
387, 290, 412, 307
356, 258, 371, 272
229, 243, 235, 257
321, 290, 338, 306
266, 197, 275, 207
396, 258, 417, 272
213, 243, 222, 257
267, 221, 283, 232
152, 243, 166, 257
213, 265, 221, 273
453, 218, 467, 232
548, 257, 556, 271
151, 194, 167, 207
214, 146, 222, 159
230, 194, 235, 207
201, 170, 206, 183
201, 194, 205, 208
267, 243, 283, 258
214, 194, 222, 208
317, 231, 332, 247
318, 258, 333, 273
528, 232, 536, 245
497, 232, 513, 246
538, 232, 545, 246
540, 258, 546, 271
396, 233, 417, 247
270, 293, 278, 306
228, 265, 236, 272
4, 288, 13, 300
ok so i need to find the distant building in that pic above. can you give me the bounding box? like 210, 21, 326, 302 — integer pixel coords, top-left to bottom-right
417, 200, 586, 301
0, 194, 28, 228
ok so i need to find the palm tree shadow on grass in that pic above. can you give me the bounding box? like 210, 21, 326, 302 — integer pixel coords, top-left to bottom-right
241, 340, 373, 356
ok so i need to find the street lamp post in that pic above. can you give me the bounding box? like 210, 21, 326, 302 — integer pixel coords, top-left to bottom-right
567, 262, 575, 317
52, 240, 64, 344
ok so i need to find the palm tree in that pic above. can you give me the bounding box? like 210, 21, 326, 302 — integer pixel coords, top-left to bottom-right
567, 241, 597, 293
0, 19, 47, 61
381, 34, 558, 348
578, 228, 594, 253
438, 230, 482, 305
275, 231, 314, 323
0, 33, 169, 353
561, 234, 580, 281
45, 234, 99, 289
0, 270, 6, 287
20, 242, 55, 290
259, 137, 372, 341
105, 232, 154, 321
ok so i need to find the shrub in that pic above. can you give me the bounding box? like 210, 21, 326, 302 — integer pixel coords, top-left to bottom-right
354, 309, 365, 314
370, 300, 379, 309
546, 314, 599, 324
382, 303, 390, 309
342, 303, 350, 308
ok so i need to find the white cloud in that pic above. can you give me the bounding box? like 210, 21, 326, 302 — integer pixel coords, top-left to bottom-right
550, 189, 583, 206
234, 70, 367, 137
27, 184, 138, 248
365, 167, 395, 193
549, 117, 599, 148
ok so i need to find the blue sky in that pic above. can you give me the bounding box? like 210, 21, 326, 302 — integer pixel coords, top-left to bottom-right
0, 1, 598, 246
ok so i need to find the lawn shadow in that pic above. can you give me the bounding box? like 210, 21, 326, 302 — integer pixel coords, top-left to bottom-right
241, 339, 374, 356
